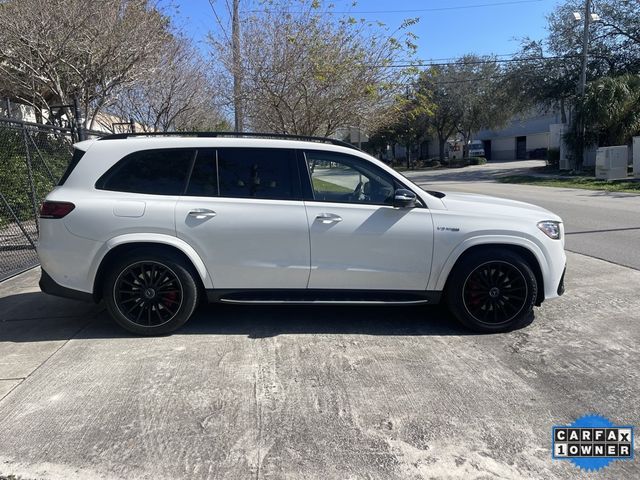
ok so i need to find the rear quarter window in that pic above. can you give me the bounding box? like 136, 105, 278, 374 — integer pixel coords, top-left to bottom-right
96, 149, 195, 195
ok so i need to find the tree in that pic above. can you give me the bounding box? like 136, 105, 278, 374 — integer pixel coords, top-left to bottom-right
208, 0, 417, 136
454, 56, 515, 154
367, 90, 431, 166
0, 0, 171, 129
109, 37, 228, 132
503, 41, 580, 124
412, 58, 508, 162
566, 73, 640, 153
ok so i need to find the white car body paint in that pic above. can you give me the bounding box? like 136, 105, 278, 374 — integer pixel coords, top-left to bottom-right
37, 136, 566, 310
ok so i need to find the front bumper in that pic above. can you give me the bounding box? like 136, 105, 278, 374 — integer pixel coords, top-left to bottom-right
557, 266, 566, 296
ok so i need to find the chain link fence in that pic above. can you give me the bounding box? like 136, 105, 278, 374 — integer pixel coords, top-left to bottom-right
0, 116, 104, 281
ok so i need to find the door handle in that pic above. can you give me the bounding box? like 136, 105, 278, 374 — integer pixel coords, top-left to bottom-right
315, 213, 342, 224
188, 209, 217, 219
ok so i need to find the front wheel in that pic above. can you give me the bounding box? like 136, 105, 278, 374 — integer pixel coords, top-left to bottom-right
103, 252, 199, 335
446, 249, 538, 333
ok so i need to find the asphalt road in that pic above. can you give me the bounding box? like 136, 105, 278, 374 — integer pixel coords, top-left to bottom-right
1, 256, 639, 479
404, 160, 640, 271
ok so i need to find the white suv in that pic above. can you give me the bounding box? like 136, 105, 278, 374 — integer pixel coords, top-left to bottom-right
37, 133, 566, 335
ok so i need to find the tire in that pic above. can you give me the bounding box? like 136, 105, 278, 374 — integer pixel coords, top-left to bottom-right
103, 250, 199, 335
445, 248, 537, 333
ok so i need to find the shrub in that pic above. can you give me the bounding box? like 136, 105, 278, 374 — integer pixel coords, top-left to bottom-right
468, 156, 487, 165
547, 148, 560, 167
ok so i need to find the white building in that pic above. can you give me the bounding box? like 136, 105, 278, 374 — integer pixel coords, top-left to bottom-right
475, 110, 565, 161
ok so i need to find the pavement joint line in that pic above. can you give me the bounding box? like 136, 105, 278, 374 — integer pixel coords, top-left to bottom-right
565, 248, 640, 272
0, 316, 98, 405
0, 378, 26, 381
0, 379, 23, 402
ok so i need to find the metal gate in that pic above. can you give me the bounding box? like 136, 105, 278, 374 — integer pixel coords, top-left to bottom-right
0, 117, 93, 281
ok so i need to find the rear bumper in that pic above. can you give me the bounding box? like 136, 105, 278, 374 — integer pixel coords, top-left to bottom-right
39, 269, 95, 303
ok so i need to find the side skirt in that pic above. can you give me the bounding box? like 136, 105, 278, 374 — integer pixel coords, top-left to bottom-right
205, 289, 442, 305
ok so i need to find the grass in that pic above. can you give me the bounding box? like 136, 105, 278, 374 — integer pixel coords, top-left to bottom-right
498, 175, 640, 192
312, 177, 352, 193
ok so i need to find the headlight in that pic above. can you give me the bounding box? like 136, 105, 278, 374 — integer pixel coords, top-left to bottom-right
537, 221, 561, 240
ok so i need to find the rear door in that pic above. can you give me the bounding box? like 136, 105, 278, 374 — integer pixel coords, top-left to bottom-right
175, 148, 310, 289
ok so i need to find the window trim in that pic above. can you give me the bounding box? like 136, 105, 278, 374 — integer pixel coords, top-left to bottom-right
300, 149, 425, 208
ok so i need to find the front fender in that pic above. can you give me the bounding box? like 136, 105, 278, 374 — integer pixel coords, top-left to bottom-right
89, 233, 214, 289
430, 234, 549, 292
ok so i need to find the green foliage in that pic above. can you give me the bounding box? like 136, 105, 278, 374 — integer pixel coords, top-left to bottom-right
447, 157, 487, 167
468, 156, 487, 165
564, 74, 640, 167
547, 148, 560, 167
0, 126, 71, 226
499, 175, 640, 193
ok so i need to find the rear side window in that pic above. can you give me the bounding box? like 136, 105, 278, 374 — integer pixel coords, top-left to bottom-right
58, 148, 85, 185
217, 148, 299, 200
96, 149, 195, 195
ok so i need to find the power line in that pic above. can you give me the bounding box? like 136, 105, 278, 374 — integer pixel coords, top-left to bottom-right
365, 54, 585, 68
243, 0, 545, 15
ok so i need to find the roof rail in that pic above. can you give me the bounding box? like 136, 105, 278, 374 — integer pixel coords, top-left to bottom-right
97, 131, 361, 151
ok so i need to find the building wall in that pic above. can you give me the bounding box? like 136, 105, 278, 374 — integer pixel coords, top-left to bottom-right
527, 132, 548, 150
476, 110, 562, 160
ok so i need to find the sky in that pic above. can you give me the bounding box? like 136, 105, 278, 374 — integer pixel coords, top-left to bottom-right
167, 0, 561, 61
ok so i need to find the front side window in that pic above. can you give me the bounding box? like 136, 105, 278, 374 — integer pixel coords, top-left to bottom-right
305, 150, 395, 205
217, 148, 298, 200
96, 149, 195, 195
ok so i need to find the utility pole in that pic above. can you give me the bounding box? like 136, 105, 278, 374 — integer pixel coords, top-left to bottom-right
579, 0, 592, 97
577, 0, 592, 169
405, 84, 411, 170
232, 0, 243, 132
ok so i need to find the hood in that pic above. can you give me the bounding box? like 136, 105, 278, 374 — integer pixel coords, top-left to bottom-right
439, 192, 562, 222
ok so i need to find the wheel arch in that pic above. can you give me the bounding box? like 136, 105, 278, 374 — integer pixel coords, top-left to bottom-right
435, 239, 546, 306
91, 236, 212, 301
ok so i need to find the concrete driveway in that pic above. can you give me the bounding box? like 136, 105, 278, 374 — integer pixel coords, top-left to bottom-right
1, 253, 639, 479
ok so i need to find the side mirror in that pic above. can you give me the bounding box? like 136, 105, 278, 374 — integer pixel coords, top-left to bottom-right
393, 189, 416, 208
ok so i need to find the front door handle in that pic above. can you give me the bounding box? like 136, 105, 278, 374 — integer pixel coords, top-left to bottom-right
315, 213, 342, 224
188, 209, 217, 219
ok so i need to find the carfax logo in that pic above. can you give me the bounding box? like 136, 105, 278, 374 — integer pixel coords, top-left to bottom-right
552, 414, 634, 471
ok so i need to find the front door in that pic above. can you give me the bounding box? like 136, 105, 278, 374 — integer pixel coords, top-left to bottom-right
175, 148, 310, 289
302, 150, 433, 291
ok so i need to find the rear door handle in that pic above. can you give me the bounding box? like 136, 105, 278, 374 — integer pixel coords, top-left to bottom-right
315, 213, 342, 224
188, 209, 217, 219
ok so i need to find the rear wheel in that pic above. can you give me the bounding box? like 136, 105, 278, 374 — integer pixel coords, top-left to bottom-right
446, 249, 537, 333
103, 252, 199, 335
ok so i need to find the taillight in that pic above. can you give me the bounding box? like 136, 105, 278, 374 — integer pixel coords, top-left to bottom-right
39, 201, 75, 219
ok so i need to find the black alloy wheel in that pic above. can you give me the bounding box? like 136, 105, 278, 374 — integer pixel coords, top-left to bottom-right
462, 261, 528, 325
114, 261, 183, 327
446, 248, 538, 333
103, 250, 199, 335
